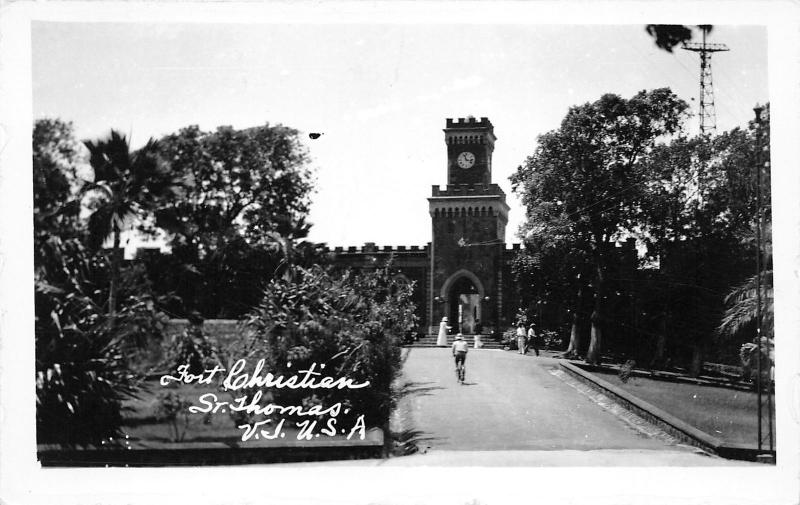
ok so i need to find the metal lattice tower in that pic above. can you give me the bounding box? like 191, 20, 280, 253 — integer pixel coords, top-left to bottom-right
682, 30, 729, 134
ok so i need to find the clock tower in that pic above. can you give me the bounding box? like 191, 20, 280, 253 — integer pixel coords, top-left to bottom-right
428, 116, 509, 336
445, 116, 496, 185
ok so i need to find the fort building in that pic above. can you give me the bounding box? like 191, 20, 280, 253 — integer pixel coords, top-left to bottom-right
323, 116, 521, 336
135, 116, 636, 337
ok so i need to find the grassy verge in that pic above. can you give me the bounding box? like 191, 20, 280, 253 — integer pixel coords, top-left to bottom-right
122, 381, 245, 444
121, 380, 382, 447
588, 370, 774, 447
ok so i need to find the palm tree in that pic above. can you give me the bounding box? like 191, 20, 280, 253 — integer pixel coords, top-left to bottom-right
719, 222, 773, 380
719, 219, 773, 340
719, 270, 773, 339
82, 131, 182, 316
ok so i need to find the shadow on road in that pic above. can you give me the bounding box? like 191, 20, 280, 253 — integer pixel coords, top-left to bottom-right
389, 428, 441, 456
395, 380, 444, 398
391, 381, 445, 456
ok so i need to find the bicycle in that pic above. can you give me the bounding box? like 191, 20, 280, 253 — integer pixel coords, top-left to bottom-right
456, 362, 466, 384
454, 354, 466, 384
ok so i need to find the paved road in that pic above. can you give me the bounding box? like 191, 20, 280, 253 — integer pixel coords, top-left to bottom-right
396, 348, 689, 452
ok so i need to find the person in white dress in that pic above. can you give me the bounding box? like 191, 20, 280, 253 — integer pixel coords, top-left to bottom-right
436, 317, 451, 346
516, 323, 527, 354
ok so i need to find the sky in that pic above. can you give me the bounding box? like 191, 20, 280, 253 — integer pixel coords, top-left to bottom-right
32, 22, 768, 253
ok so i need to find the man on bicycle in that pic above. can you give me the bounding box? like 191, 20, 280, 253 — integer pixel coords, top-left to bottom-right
452, 334, 469, 380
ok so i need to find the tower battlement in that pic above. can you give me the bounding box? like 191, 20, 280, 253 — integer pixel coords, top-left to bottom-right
445, 116, 493, 129
322, 244, 429, 255
431, 183, 505, 197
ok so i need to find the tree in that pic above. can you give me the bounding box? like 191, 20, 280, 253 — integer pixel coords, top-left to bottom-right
636, 135, 714, 371
155, 123, 313, 247
512, 88, 688, 364
634, 106, 771, 374
718, 108, 772, 361
151, 123, 315, 317
33, 119, 85, 249
33, 121, 167, 445
721, 269, 773, 340
82, 131, 184, 317
510, 235, 590, 357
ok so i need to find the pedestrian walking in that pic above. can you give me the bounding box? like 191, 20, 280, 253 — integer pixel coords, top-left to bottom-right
516, 323, 527, 354
528, 324, 540, 356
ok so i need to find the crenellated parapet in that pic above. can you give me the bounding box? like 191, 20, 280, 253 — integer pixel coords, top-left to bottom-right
431, 183, 504, 197
445, 116, 493, 129
500, 244, 522, 259
502, 238, 638, 263
429, 182, 509, 225
502, 239, 636, 253
443, 117, 496, 148
321, 243, 430, 255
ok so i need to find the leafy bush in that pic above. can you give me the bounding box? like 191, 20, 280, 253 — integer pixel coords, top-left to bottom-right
501, 327, 562, 351
242, 262, 417, 431
35, 236, 162, 446
154, 391, 193, 442
739, 338, 774, 383
160, 313, 219, 375
619, 360, 636, 383
501, 328, 519, 350
540, 329, 564, 350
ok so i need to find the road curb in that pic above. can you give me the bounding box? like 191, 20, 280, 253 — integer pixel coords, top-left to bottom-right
37, 428, 385, 467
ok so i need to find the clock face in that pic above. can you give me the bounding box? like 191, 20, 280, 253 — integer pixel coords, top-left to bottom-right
457, 151, 476, 169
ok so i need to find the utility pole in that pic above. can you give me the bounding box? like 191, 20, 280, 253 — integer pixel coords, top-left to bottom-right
682, 28, 729, 134
753, 105, 774, 461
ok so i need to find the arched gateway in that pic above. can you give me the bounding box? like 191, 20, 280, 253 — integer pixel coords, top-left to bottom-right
440, 269, 485, 334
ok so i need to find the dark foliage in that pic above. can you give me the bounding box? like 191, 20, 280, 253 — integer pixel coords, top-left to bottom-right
34, 236, 161, 446
144, 123, 315, 318
645, 24, 712, 52
34, 119, 167, 446
33, 119, 85, 248
511, 88, 688, 364
242, 262, 417, 431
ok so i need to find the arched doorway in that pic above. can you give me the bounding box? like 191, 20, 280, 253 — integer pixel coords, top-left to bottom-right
441, 270, 485, 334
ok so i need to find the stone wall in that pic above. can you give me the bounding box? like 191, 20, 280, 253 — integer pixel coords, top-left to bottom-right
164, 318, 248, 341
163, 319, 252, 362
